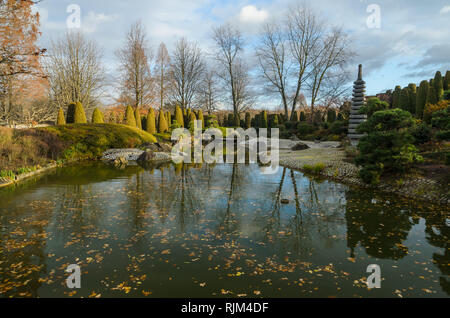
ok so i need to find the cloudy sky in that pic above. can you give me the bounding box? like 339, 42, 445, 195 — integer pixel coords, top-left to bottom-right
35, 0, 450, 107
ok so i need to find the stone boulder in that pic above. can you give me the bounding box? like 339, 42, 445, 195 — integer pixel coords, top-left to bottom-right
140, 142, 172, 153
113, 156, 128, 167
291, 142, 310, 151
137, 151, 156, 162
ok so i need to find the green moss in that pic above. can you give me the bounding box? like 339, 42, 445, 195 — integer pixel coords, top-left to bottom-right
41, 123, 156, 160
302, 163, 326, 175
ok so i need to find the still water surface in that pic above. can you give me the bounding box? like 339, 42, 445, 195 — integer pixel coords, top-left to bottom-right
0, 162, 448, 298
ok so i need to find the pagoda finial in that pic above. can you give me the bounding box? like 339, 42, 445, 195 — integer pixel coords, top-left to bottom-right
357, 64, 362, 80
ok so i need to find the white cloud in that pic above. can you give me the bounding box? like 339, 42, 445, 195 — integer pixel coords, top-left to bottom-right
239, 5, 268, 24
82, 11, 118, 34
440, 6, 450, 14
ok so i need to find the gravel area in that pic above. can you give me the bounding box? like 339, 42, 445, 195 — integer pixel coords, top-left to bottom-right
279, 142, 450, 206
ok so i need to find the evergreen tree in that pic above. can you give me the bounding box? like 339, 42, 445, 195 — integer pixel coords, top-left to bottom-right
134, 107, 142, 129
392, 86, 402, 108
74, 102, 87, 124
407, 83, 417, 114
261, 111, 268, 128
337, 113, 344, 121
234, 113, 240, 127
175, 106, 184, 128
57, 108, 66, 125
66, 102, 76, 123
245, 112, 251, 129
273, 114, 279, 126
416, 81, 429, 119
398, 88, 410, 111
444, 70, 450, 91
197, 110, 204, 129
426, 86, 438, 105
166, 111, 172, 126
300, 111, 306, 122
434, 71, 444, 101
291, 111, 299, 122
158, 110, 168, 133
92, 108, 104, 123
227, 113, 234, 127
327, 109, 336, 123
125, 106, 136, 127
146, 110, 156, 134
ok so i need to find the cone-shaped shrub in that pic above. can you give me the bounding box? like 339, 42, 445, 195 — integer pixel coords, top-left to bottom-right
92, 108, 104, 123
416, 80, 429, 119
291, 111, 299, 122
261, 111, 268, 128
175, 106, 184, 127
57, 107, 66, 125
158, 110, 168, 133
125, 105, 136, 127
146, 109, 156, 134
327, 109, 336, 123
426, 86, 438, 105
245, 112, 251, 128
74, 102, 87, 124
444, 70, 450, 91
197, 110, 204, 129
135, 108, 142, 129
166, 111, 172, 126
300, 111, 306, 122
66, 102, 76, 123
434, 71, 444, 101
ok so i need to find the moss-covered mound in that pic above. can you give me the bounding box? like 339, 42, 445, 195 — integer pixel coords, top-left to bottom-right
41, 123, 157, 160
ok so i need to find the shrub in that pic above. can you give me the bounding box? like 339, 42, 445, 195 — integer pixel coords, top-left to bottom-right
245, 112, 251, 129
445, 152, 450, 166
197, 110, 204, 129
57, 108, 66, 125
158, 110, 169, 133
410, 122, 432, 144
302, 163, 326, 175
261, 111, 268, 128
327, 109, 336, 123
74, 102, 87, 124
299, 111, 306, 122
329, 120, 348, 135
355, 109, 423, 184
125, 106, 136, 127
146, 110, 156, 134
66, 102, 76, 123
424, 100, 449, 123
92, 108, 104, 124
297, 123, 315, 136
431, 106, 450, 130
360, 97, 388, 117
175, 106, 184, 128
135, 108, 142, 129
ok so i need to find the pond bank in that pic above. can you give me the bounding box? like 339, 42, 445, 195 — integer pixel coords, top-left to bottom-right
0, 162, 61, 189
279, 146, 450, 206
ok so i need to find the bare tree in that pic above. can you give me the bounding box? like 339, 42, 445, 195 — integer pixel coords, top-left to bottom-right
286, 4, 323, 120
154, 42, 171, 110
116, 21, 153, 109
196, 68, 218, 115
46, 31, 105, 115
307, 28, 352, 111
170, 37, 205, 110
212, 23, 253, 121
256, 22, 290, 119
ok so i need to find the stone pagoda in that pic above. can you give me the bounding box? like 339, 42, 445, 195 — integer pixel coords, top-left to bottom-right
348, 64, 367, 145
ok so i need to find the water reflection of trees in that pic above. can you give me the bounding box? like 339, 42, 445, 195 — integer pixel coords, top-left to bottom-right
344, 190, 414, 260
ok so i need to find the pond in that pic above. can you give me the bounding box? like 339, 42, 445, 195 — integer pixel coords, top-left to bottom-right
0, 162, 448, 298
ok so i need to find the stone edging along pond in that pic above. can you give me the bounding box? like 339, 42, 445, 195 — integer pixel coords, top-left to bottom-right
278, 148, 450, 206
1, 146, 449, 206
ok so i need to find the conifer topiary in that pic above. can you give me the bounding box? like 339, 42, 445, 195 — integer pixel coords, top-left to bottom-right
175, 106, 184, 127
92, 108, 104, 123
416, 80, 429, 119
66, 102, 76, 123
74, 102, 87, 124
125, 105, 136, 127
197, 110, 205, 129
158, 110, 168, 133
146, 109, 156, 134
135, 107, 142, 129
245, 112, 251, 129
57, 107, 66, 125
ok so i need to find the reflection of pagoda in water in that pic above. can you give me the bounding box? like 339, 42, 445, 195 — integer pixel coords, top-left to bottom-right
348, 64, 367, 145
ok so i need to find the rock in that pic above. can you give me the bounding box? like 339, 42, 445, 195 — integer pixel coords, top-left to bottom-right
290, 135, 300, 141
281, 199, 290, 204
137, 151, 156, 162
113, 156, 128, 167
156, 142, 172, 153
291, 142, 310, 151
140, 142, 172, 153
